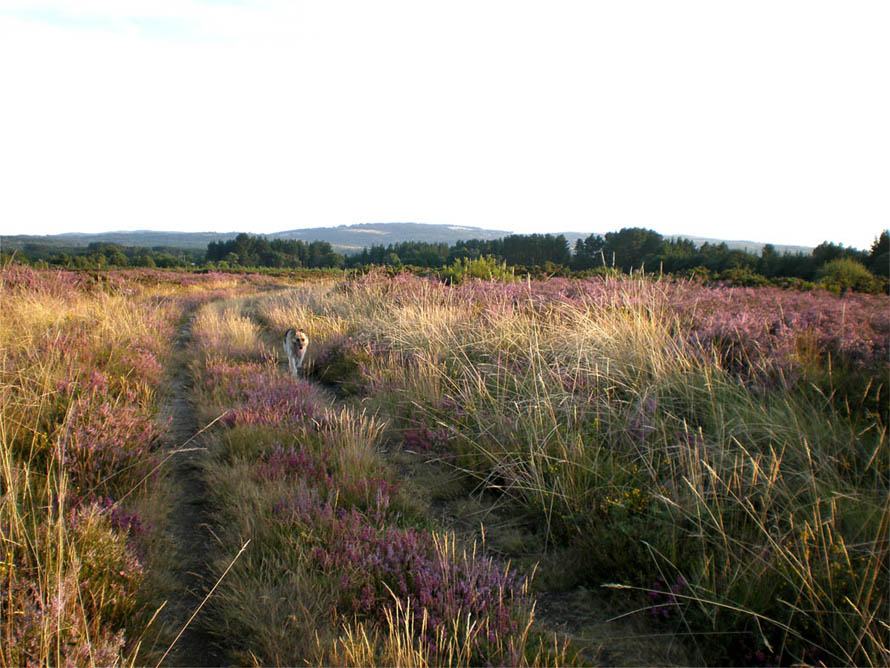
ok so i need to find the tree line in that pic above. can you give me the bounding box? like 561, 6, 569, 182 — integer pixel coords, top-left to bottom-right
205, 234, 344, 269
4, 229, 888, 292
569, 228, 889, 280
3, 242, 203, 269
349, 229, 888, 291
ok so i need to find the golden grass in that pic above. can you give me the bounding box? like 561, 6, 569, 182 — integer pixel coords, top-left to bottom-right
267, 273, 888, 665
191, 301, 267, 360
0, 267, 238, 666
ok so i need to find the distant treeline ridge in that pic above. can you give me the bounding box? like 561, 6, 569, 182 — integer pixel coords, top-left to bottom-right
4, 228, 888, 292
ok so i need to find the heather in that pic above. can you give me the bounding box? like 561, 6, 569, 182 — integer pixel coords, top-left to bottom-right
0, 265, 292, 665
0, 266, 185, 664
188, 295, 557, 666
254, 271, 889, 665
5, 262, 886, 665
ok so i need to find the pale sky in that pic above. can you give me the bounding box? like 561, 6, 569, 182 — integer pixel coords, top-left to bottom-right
0, 1, 887, 250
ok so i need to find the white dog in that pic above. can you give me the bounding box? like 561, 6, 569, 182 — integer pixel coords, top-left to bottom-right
284, 328, 309, 377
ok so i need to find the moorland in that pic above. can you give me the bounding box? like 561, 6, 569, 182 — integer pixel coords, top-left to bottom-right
1, 262, 887, 666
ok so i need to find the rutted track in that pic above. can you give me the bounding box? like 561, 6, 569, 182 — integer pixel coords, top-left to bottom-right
155, 314, 226, 667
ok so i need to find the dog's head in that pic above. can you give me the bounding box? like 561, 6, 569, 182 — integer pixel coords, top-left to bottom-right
292, 329, 309, 351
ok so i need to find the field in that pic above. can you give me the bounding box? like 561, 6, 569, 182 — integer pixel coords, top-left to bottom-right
2, 265, 887, 666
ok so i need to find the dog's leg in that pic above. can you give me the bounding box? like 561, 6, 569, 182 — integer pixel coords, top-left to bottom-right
284, 328, 297, 377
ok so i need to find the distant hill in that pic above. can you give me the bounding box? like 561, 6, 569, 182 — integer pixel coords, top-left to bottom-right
271, 222, 508, 252
1, 223, 508, 255
558, 232, 812, 256
671, 235, 813, 256
1, 223, 814, 256
0, 230, 239, 251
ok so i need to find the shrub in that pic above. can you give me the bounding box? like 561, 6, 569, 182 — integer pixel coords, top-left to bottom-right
310, 335, 375, 396
439, 256, 515, 285
818, 258, 879, 294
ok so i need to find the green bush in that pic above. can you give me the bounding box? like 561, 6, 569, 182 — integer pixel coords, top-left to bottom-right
439, 255, 514, 285
818, 258, 879, 294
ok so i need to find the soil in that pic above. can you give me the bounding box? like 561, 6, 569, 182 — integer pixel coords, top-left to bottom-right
154, 316, 227, 667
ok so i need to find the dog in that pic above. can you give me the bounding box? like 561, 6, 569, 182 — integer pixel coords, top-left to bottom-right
284, 328, 309, 377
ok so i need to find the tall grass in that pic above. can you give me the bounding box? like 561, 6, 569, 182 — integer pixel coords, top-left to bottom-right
187, 293, 568, 666
0, 266, 291, 664
0, 267, 191, 664
266, 271, 889, 665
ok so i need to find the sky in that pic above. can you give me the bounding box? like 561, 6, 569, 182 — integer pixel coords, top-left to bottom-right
0, 1, 887, 250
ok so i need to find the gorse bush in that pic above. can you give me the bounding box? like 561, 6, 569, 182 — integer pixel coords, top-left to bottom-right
439, 255, 515, 285
818, 257, 881, 294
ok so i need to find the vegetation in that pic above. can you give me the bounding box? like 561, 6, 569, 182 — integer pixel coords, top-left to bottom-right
256, 271, 889, 665
187, 291, 567, 666
0, 266, 298, 665
2, 260, 888, 665
5, 228, 887, 294
347, 228, 889, 295
206, 234, 344, 269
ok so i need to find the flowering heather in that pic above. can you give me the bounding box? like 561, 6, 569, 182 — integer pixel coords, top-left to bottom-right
114, 346, 165, 387
257, 443, 400, 514
647, 575, 689, 621
62, 381, 164, 497
86, 495, 152, 546
310, 334, 380, 395
342, 271, 889, 382
668, 283, 890, 373
256, 444, 333, 486
316, 272, 889, 664
201, 359, 272, 404
0, 264, 94, 298
1, 574, 128, 667
280, 500, 526, 657
2, 266, 322, 667
1, 504, 144, 667
402, 424, 450, 452
221, 374, 320, 427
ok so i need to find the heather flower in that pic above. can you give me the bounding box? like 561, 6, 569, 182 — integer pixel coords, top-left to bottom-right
62, 394, 164, 497
221, 375, 319, 427
294, 504, 526, 655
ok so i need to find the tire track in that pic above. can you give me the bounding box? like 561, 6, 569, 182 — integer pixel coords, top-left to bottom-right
154, 314, 226, 667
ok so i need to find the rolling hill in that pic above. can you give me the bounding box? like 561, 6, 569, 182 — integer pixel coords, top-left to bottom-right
1, 222, 814, 256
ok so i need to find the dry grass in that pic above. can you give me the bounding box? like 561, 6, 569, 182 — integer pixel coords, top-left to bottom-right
0, 266, 284, 666
191, 301, 267, 361
269, 273, 889, 666
9, 266, 882, 665
0, 273, 183, 665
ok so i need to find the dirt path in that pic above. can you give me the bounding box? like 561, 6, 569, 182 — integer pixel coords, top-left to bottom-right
243, 296, 690, 666
155, 315, 226, 667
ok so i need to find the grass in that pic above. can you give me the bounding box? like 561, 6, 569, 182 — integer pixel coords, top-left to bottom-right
0, 267, 184, 665
187, 293, 566, 666
0, 266, 299, 666
251, 271, 888, 666
4, 264, 887, 666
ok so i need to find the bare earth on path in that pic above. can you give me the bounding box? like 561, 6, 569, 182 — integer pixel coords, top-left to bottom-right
154, 316, 227, 667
